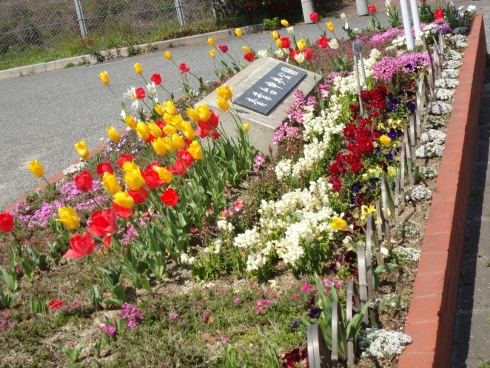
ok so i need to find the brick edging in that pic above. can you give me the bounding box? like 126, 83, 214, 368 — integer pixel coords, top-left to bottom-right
398, 13, 487, 367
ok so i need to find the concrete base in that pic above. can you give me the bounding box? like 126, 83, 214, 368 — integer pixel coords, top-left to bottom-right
198, 57, 322, 154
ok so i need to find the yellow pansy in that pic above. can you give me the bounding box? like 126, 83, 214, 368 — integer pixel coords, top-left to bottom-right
361, 204, 376, 221
379, 135, 391, 146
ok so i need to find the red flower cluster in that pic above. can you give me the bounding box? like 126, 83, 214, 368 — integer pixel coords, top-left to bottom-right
434, 8, 444, 21
282, 346, 308, 368
196, 109, 220, 139
358, 85, 388, 119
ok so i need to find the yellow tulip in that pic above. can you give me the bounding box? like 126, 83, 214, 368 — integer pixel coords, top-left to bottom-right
330, 217, 347, 231
163, 113, 174, 124
164, 100, 178, 116
155, 167, 173, 184
148, 122, 163, 138
379, 135, 392, 146
188, 141, 203, 160
242, 123, 250, 132
102, 172, 122, 195
125, 115, 137, 129
152, 137, 168, 156
209, 49, 216, 58
28, 160, 44, 178
113, 191, 135, 209
297, 39, 307, 51
162, 137, 177, 152
172, 134, 186, 150
197, 104, 211, 121
281, 19, 289, 27
57, 206, 79, 229
154, 104, 165, 116
207, 37, 215, 47
271, 30, 280, 40
164, 50, 172, 60
107, 126, 120, 142
170, 115, 184, 131
216, 85, 233, 101
136, 122, 150, 141
122, 161, 138, 173
326, 21, 335, 32
181, 122, 196, 140
99, 71, 110, 85
133, 63, 143, 75
163, 124, 177, 135
74, 140, 89, 159
124, 169, 145, 191
242, 45, 250, 54
186, 107, 200, 122
217, 98, 230, 111
276, 39, 283, 48
235, 28, 243, 38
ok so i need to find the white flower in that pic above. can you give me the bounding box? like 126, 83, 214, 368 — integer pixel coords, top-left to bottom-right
345, 22, 349, 30
329, 38, 339, 49
340, 13, 346, 20
274, 48, 285, 58
124, 87, 139, 109
257, 49, 268, 58
294, 52, 305, 64
360, 328, 412, 358
146, 82, 157, 96
287, 26, 294, 34
385, 0, 391, 8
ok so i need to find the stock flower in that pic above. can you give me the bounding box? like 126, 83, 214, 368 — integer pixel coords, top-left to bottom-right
318, 36, 329, 48
297, 39, 307, 51
114, 191, 135, 209
96, 162, 113, 177
179, 63, 190, 73
28, 160, 45, 178
133, 63, 143, 75
66, 232, 95, 258
0, 212, 14, 233
124, 168, 145, 191
218, 44, 228, 53
217, 99, 230, 111
164, 100, 178, 115
128, 188, 148, 204
160, 188, 179, 206
107, 126, 120, 142
150, 73, 162, 85
244, 52, 255, 62
135, 87, 146, 100
188, 141, 203, 160
74, 140, 89, 159
125, 115, 137, 129
172, 134, 186, 150
207, 37, 215, 47
330, 217, 348, 231
74, 170, 93, 193
148, 122, 163, 138
281, 19, 289, 27
217, 85, 233, 101
235, 28, 242, 38
309, 12, 319, 22
112, 202, 134, 218
57, 207, 80, 229
152, 137, 168, 155
434, 8, 444, 20
379, 135, 392, 145
99, 71, 109, 85
209, 49, 216, 58
49, 300, 63, 310
164, 50, 172, 60
181, 122, 196, 140
116, 154, 133, 168
242, 123, 250, 131
326, 21, 335, 32
88, 209, 117, 237
136, 122, 150, 141
155, 166, 173, 184
102, 172, 122, 195
242, 45, 250, 54
271, 30, 280, 40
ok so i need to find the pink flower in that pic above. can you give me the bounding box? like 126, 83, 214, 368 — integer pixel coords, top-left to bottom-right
171, 313, 178, 320
234, 201, 244, 211
233, 298, 240, 304
221, 335, 229, 344
301, 281, 311, 293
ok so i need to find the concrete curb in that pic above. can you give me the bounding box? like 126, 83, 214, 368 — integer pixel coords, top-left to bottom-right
0, 24, 263, 81
398, 13, 487, 367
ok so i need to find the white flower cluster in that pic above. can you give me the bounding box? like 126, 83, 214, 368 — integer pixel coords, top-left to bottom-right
416, 141, 445, 158
418, 166, 438, 178
446, 49, 463, 61
423, 115, 446, 129
443, 59, 463, 69
359, 328, 412, 358
434, 88, 455, 101
442, 68, 459, 79
291, 138, 329, 178
420, 129, 446, 145
428, 101, 452, 115
275, 159, 292, 181
217, 219, 235, 232
374, 293, 410, 310
448, 34, 468, 49
180, 252, 195, 265
435, 77, 459, 89
302, 96, 343, 139
392, 35, 406, 47
63, 161, 87, 175
405, 185, 433, 201
393, 245, 421, 262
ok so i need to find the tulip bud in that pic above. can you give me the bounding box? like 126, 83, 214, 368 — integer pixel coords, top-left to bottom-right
242, 123, 250, 132
113, 191, 135, 209
74, 140, 89, 159
125, 115, 137, 129
133, 63, 143, 75
99, 71, 109, 85
209, 49, 216, 58
57, 207, 80, 229
207, 37, 215, 47
28, 160, 45, 178
281, 19, 289, 27
107, 127, 120, 142
136, 122, 150, 142
164, 50, 172, 60
235, 28, 243, 38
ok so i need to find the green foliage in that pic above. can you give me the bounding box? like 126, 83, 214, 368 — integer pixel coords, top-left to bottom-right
263, 17, 280, 31
0, 290, 19, 309
127, 45, 141, 57
55, 340, 86, 363
29, 296, 49, 314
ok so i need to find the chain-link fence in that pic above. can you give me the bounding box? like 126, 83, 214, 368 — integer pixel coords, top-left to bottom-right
0, 0, 215, 55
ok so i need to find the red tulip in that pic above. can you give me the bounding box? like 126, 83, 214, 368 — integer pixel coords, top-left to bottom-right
0, 212, 14, 233
318, 36, 329, 49
173, 159, 187, 175
117, 154, 133, 168
96, 162, 114, 177
143, 162, 167, 189
177, 150, 195, 168
112, 202, 134, 218
218, 44, 228, 53
309, 12, 319, 22
179, 63, 190, 73
244, 52, 255, 62
434, 8, 444, 20
74, 170, 93, 193
304, 48, 314, 61
103, 236, 112, 249
88, 209, 117, 237
280, 37, 291, 49
49, 300, 63, 310
160, 188, 179, 206
150, 73, 162, 85
128, 187, 148, 204
135, 87, 146, 100
65, 233, 95, 259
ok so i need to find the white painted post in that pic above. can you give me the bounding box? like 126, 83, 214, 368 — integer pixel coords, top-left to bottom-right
174, 0, 185, 26
409, 0, 422, 39
301, 0, 315, 23
399, 0, 414, 50
73, 0, 87, 39
356, 0, 368, 16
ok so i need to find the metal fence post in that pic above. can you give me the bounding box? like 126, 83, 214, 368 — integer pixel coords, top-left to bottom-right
73, 0, 87, 39
174, 0, 185, 26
